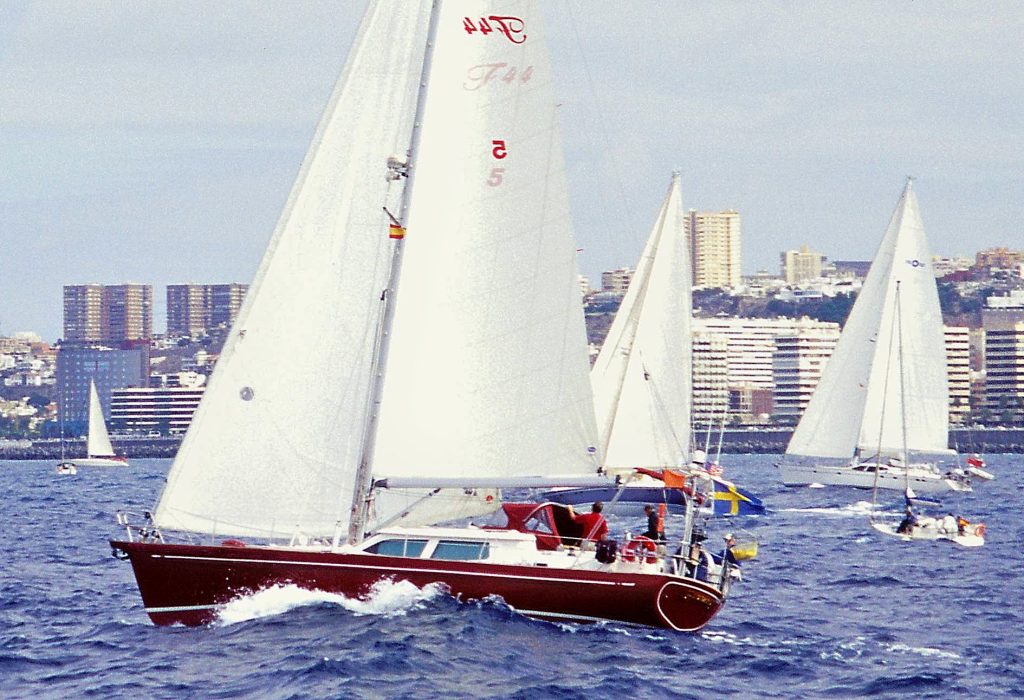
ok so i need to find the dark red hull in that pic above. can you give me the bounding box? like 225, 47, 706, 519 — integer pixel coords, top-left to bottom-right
111, 540, 724, 631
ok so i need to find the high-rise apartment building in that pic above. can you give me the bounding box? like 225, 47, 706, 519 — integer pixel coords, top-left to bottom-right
210, 283, 248, 328
945, 326, 971, 425
63, 283, 152, 343
686, 209, 741, 288
781, 245, 824, 284
166, 283, 249, 337
166, 284, 208, 338
982, 309, 1024, 425
62, 284, 105, 342
106, 284, 152, 342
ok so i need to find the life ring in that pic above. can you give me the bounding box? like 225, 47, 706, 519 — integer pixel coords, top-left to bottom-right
973, 524, 986, 537
622, 536, 658, 564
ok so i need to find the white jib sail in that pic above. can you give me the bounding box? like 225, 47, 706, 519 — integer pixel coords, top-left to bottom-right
786, 180, 951, 462
153, 2, 432, 538
86, 380, 115, 458
591, 173, 692, 469
370, 1, 600, 527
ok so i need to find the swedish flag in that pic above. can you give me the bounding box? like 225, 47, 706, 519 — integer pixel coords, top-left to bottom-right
711, 477, 766, 516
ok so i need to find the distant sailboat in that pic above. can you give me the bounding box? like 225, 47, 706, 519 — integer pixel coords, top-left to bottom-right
777, 180, 969, 494
865, 282, 985, 547
72, 380, 128, 468
112, 1, 732, 632
544, 173, 765, 517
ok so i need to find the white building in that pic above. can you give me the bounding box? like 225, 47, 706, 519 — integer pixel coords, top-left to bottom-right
691, 333, 729, 427
772, 327, 841, 422
693, 316, 841, 422
600, 267, 633, 293
781, 245, 824, 284
945, 326, 971, 426
109, 386, 206, 435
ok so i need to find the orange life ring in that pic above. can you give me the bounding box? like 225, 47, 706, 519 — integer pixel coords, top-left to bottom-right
622, 535, 658, 564
973, 523, 986, 537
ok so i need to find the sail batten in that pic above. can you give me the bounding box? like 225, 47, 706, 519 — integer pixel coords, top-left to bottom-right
786, 180, 950, 462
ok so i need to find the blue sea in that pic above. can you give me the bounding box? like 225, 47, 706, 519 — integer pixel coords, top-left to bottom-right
2, 455, 1021, 699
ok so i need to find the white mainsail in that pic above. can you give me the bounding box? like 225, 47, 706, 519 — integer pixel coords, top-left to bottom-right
86, 379, 116, 458
590, 173, 692, 469
153, 1, 599, 539
785, 179, 951, 462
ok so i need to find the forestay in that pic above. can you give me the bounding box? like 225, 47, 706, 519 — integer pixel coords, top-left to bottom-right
590, 174, 692, 469
785, 180, 951, 462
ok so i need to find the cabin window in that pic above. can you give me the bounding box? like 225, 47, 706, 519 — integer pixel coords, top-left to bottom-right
366, 538, 428, 557
525, 513, 554, 534
430, 540, 490, 561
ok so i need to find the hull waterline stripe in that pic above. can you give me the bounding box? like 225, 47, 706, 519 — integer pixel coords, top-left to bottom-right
516, 608, 614, 624
146, 603, 220, 614
152, 553, 638, 587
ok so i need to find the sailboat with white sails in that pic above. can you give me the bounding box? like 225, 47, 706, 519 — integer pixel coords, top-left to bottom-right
112, 1, 732, 632
67, 380, 128, 468
777, 179, 970, 494
542, 173, 765, 517
864, 281, 986, 547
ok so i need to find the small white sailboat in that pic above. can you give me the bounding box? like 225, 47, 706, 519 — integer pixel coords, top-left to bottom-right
863, 281, 985, 547
544, 174, 765, 518
56, 388, 77, 475
72, 380, 129, 468
778, 180, 970, 494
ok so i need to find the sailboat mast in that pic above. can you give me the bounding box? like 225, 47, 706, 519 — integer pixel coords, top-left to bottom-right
895, 281, 910, 473
346, 0, 443, 545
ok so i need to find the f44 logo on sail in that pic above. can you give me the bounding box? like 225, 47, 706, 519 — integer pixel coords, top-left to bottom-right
463, 16, 527, 44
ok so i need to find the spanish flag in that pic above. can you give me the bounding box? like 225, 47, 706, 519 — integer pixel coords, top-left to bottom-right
389, 223, 406, 239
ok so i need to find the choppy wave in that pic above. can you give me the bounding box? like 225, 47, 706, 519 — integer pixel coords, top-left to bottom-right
2, 457, 1022, 699
777, 500, 880, 516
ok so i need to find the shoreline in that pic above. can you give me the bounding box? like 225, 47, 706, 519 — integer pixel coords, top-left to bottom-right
3, 428, 1023, 460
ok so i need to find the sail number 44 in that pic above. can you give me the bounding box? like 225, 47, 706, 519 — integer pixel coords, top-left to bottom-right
463, 16, 526, 44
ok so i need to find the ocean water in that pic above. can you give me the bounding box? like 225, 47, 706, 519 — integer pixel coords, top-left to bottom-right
2, 455, 1021, 699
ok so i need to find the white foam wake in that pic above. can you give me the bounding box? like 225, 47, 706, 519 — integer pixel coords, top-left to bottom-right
780, 500, 879, 517
884, 642, 961, 660
216, 580, 444, 626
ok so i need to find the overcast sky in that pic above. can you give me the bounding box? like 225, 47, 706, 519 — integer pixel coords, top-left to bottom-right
2, 1, 1022, 341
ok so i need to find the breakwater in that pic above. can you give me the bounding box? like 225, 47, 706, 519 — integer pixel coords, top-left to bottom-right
0, 436, 182, 460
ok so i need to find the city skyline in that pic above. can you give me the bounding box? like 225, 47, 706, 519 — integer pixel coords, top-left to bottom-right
3, 2, 1022, 341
